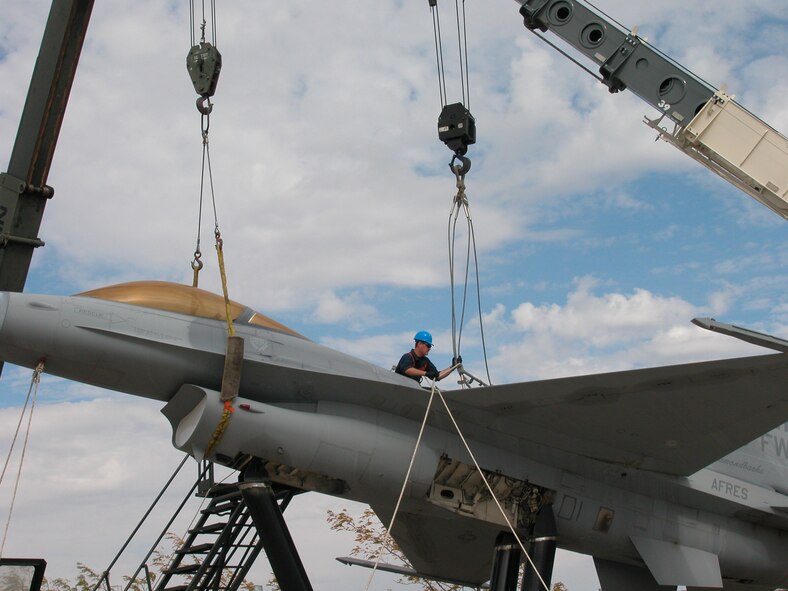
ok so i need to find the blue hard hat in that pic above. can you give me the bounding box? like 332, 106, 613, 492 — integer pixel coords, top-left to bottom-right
414, 330, 433, 346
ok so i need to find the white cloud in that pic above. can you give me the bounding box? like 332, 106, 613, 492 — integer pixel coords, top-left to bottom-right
311, 290, 381, 328
488, 276, 766, 382
0, 1, 786, 589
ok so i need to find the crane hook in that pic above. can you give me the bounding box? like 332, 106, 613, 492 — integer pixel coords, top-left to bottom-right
449, 153, 472, 177
196, 96, 213, 115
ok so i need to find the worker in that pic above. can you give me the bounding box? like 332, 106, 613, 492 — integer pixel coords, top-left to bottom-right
395, 330, 460, 383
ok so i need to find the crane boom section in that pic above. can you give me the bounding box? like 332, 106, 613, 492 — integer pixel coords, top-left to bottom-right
516, 0, 788, 220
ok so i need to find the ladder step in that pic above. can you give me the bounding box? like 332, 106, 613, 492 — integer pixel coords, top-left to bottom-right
189, 521, 227, 535
163, 563, 201, 575
177, 542, 214, 554
202, 499, 239, 516
207, 482, 239, 497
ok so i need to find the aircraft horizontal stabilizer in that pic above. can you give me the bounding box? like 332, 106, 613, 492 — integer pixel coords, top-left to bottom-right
593, 557, 675, 591
335, 556, 477, 588
631, 537, 722, 587
370, 502, 501, 587
445, 353, 788, 476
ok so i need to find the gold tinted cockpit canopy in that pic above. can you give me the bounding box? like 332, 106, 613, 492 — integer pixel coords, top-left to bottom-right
76, 281, 305, 339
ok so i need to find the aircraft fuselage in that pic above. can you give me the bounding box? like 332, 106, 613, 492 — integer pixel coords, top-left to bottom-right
1, 283, 787, 588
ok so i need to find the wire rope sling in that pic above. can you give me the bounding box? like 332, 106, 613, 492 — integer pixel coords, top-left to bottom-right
429, 0, 492, 387
186, 0, 243, 458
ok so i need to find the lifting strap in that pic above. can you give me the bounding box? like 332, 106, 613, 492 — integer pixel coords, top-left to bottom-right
186, 0, 243, 458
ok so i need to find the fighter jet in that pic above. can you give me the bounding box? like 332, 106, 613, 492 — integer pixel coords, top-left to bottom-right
1, 280, 787, 590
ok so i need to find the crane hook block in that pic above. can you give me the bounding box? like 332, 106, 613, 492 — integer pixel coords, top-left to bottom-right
438, 102, 476, 156
187, 42, 222, 98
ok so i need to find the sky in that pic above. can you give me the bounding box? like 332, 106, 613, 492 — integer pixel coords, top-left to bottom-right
0, 0, 786, 589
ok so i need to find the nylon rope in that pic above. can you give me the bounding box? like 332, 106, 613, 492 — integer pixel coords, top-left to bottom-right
433, 386, 551, 591
0, 360, 44, 557
367, 380, 550, 591
363, 383, 437, 591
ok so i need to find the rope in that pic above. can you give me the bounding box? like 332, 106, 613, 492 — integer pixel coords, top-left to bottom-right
429, 0, 447, 108
0, 360, 45, 557
453, 0, 470, 109
429, 0, 471, 109
120, 460, 218, 591
91, 455, 190, 591
447, 165, 493, 386
190, 0, 216, 46
191, 123, 209, 287
363, 384, 437, 591
186, 0, 239, 464
367, 380, 551, 591
204, 401, 235, 458
215, 230, 235, 338
530, 30, 604, 84
432, 387, 551, 591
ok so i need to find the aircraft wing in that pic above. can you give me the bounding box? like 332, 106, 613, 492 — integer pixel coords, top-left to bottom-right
446, 353, 788, 476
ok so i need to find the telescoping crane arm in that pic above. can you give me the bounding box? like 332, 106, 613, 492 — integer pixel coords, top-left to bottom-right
515, 0, 788, 221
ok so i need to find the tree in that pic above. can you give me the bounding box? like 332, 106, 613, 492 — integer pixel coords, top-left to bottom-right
38, 532, 259, 591
327, 507, 569, 591
328, 507, 465, 591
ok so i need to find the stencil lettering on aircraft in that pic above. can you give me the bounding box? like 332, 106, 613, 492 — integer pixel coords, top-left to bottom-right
711, 478, 748, 500
761, 432, 788, 459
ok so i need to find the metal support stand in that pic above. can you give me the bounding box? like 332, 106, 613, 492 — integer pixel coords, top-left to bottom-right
489, 531, 522, 591
239, 464, 312, 591
522, 506, 557, 591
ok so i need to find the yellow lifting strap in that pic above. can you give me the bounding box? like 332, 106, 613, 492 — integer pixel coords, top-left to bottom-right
185, 7, 244, 457
204, 229, 244, 459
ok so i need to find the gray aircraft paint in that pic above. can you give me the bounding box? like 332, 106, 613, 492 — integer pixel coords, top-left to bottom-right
1, 286, 787, 589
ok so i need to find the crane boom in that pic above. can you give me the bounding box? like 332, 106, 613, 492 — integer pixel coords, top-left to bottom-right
515, 0, 788, 220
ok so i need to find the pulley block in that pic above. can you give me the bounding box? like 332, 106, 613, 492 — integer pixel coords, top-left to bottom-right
438, 102, 476, 156
187, 41, 222, 98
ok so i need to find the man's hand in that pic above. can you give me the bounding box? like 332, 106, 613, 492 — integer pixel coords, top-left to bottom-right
452, 355, 463, 366
426, 369, 439, 380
